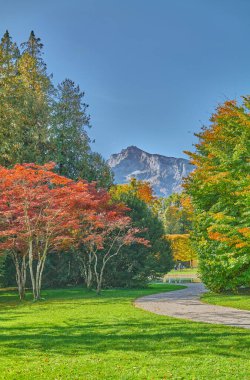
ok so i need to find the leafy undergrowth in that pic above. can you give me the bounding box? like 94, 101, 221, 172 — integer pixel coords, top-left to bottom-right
202, 289, 250, 311
0, 284, 250, 380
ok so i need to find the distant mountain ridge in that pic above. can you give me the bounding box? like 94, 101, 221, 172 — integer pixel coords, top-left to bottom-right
108, 146, 194, 197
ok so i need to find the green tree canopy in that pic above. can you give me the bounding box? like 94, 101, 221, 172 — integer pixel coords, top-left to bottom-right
185, 98, 250, 292
104, 189, 173, 287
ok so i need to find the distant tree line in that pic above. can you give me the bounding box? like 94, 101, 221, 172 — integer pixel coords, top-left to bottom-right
153, 193, 197, 267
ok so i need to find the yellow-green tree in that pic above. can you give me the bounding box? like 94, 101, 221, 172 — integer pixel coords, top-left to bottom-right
110, 177, 155, 204
185, 99, 250, 292
166, 234, 197, 267
154, 193, 193, 234
155, 192, 197, 267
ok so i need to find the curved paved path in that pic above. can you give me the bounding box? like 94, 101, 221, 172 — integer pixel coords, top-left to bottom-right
135, 283, 250, 329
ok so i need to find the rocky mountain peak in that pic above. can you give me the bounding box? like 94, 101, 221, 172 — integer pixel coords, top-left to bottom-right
108, 146, 194, 197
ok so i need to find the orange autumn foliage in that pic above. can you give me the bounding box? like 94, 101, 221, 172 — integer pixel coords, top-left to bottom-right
110, 177, 155, 204
0, 163, 149, 298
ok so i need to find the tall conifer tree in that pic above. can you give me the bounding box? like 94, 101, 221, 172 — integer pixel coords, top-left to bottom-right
0, 31, 53, 165
0, 31, 20, 166
50, 78, 91, 178
0, 30, 112, 186
17, 31, 53, 163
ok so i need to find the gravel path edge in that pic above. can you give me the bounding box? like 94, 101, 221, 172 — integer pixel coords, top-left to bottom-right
134, 283, 250, 329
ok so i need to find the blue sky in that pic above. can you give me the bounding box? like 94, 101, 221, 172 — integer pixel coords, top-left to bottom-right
1, 0, 250, 158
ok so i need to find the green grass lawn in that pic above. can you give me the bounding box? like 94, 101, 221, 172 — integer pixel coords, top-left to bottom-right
166, 268, 198, 276
202, 290, 250, 311
1, 284, 250, 380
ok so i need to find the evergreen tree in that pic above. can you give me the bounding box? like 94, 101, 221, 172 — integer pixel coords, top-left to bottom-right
0, 31, 52, 165
0, 30, 19, 75
50, 79, 91, 178
104, 191, 173, 287
21, 31, 44, 62
50, 79, 113, 187
0, 31, 21, 166
17, 31, 53, 163
87, 151, 113, 188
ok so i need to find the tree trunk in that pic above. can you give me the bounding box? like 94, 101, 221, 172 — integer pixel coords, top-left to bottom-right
34, 260, 42, 300
95, 259, 105, 295
32, 256, 46, 300
94, 244, 124, 294
86, 253, 94, 289
28, 244, 48, 301
12, 252, 27, 300
79, 251, 94, 290
86, 267, 92, 289
96, 281, 101, 295
96, 271, 104, 295
28, 241, 36, 300
20, 255, 27, 299
38, 258, 46, 299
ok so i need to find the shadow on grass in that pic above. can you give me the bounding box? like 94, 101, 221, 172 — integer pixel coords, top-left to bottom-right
1, 285, 249, 362
1, 316, 249, 359
0, 284, 185, 308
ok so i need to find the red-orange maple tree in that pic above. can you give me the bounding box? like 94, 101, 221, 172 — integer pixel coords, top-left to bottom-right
71, 194, 150, 293
0, 163, 149, 298
0, 163, 100, 299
